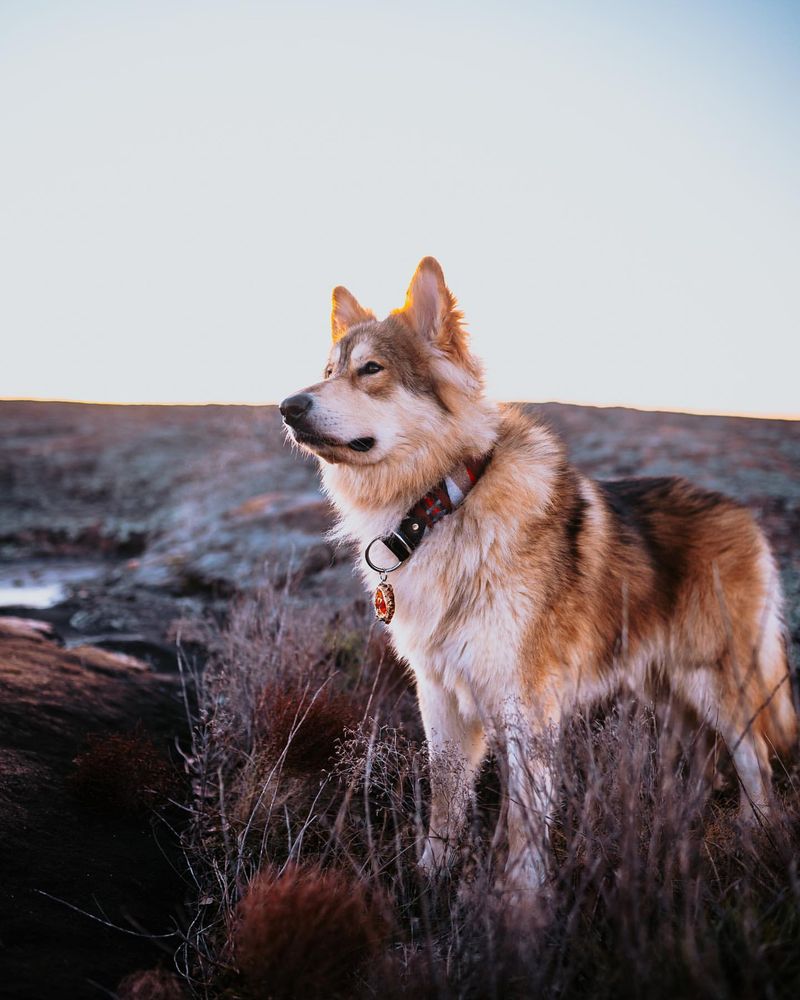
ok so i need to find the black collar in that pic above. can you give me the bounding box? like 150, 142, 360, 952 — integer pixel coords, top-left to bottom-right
364, 452, 492, 573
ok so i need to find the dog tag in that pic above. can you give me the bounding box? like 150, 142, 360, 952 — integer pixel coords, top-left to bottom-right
374, 581, 395, 624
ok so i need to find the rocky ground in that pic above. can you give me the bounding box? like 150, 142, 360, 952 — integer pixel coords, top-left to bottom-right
0, 617, 185, 998
0, 399, 798, 998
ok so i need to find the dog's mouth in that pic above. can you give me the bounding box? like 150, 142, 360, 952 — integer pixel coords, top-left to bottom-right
292, 429, 376, 453
348, 437, 375, 452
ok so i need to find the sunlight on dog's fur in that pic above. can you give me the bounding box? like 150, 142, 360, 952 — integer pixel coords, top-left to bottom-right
281, 256, 797, 893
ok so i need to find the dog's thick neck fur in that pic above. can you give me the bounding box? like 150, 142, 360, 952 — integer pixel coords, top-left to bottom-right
321, 385, 502, 544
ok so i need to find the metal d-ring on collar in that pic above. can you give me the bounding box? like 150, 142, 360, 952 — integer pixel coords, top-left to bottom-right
364, 532, 410, 574
363, 451, 493, 579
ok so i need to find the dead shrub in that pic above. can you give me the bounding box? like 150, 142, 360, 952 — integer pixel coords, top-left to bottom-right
69, 727, 178, 816
254, 681, 362, 775
233, 862, 389, 998
116, 967, 188, 1000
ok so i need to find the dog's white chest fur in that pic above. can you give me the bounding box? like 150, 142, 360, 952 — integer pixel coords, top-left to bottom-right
320, 410, 562, 724
327, 483, 533, 726
386, 518, 524, 713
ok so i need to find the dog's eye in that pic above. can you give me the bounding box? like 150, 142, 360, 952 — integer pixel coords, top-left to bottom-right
323, 366, 333, 379
358, 361, 384, 376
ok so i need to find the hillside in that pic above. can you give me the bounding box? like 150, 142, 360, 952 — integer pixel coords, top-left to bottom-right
0, 399, 798, 998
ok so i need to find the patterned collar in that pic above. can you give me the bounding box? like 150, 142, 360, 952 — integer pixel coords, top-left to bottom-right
364, 452, 492, 574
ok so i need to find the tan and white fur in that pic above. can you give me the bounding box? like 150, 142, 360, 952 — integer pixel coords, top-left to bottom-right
280, 257, 797, 890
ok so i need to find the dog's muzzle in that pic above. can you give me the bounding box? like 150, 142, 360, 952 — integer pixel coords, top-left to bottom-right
279, 393, 376, 453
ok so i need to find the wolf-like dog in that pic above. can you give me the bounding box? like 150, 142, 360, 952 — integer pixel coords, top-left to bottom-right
280, 257, 796, 889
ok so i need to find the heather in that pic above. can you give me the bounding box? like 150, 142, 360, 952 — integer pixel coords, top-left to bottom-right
177, 587, 800, 1000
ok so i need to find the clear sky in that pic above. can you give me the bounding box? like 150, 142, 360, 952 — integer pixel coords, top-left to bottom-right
1, 0, 798, 415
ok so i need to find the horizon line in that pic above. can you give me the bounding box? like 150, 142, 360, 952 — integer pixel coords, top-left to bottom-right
1, 395, 798, 423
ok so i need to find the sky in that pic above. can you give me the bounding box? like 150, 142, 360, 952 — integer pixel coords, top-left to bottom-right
1, 0, 798, 415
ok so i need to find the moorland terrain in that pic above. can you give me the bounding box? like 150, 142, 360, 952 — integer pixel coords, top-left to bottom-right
1, 399, 798, 998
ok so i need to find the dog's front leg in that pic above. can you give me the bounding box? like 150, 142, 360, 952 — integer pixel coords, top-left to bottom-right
503, 706, 561, 893
415, 674, 486, 876
504, 735, 554, 891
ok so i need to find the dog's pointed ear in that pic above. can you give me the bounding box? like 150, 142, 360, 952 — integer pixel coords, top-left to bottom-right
331, 286, 374, 343
400, 257, 466, 355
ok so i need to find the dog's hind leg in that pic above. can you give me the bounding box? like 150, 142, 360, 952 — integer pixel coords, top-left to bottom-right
678, 666, 772, 821
416, 674, 486, 876
729, 727, 771, 821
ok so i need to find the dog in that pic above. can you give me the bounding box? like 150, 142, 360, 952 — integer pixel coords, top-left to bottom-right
280, 256, 797, 889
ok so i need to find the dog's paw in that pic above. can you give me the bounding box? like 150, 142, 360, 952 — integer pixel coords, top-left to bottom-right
418, 837, 451, 882
737, 797, 771, 830
501, 855, 549, 893
496, 859, 553, 920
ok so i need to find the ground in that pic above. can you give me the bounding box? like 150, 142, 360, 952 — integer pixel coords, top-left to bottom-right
0, 399, 797, 998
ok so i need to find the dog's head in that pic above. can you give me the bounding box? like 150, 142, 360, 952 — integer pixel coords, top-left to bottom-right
280, 257, 491, 472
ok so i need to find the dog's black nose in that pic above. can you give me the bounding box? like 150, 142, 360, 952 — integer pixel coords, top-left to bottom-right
279, 393, 313, 427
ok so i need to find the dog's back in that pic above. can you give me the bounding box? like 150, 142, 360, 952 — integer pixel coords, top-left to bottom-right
593, 476, 796, 757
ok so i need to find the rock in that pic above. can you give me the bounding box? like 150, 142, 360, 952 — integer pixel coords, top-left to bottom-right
0, 628, 186, 998
69, 644, 152, 673
0, 616, 54, 641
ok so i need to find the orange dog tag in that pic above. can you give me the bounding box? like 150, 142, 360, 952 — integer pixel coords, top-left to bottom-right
374, 582, 395, 624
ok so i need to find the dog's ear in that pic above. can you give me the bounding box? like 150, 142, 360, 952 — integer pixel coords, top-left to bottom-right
331, 286, 375, 343
399, 257, 467, 356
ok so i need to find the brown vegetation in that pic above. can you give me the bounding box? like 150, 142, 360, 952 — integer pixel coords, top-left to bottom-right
233, 862, 389, 998
253, 682, 362, 776
117, 967, 189, 1000
177, 585, 800, 999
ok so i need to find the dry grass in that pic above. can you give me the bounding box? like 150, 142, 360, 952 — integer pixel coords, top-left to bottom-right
175, 585, 800, 999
